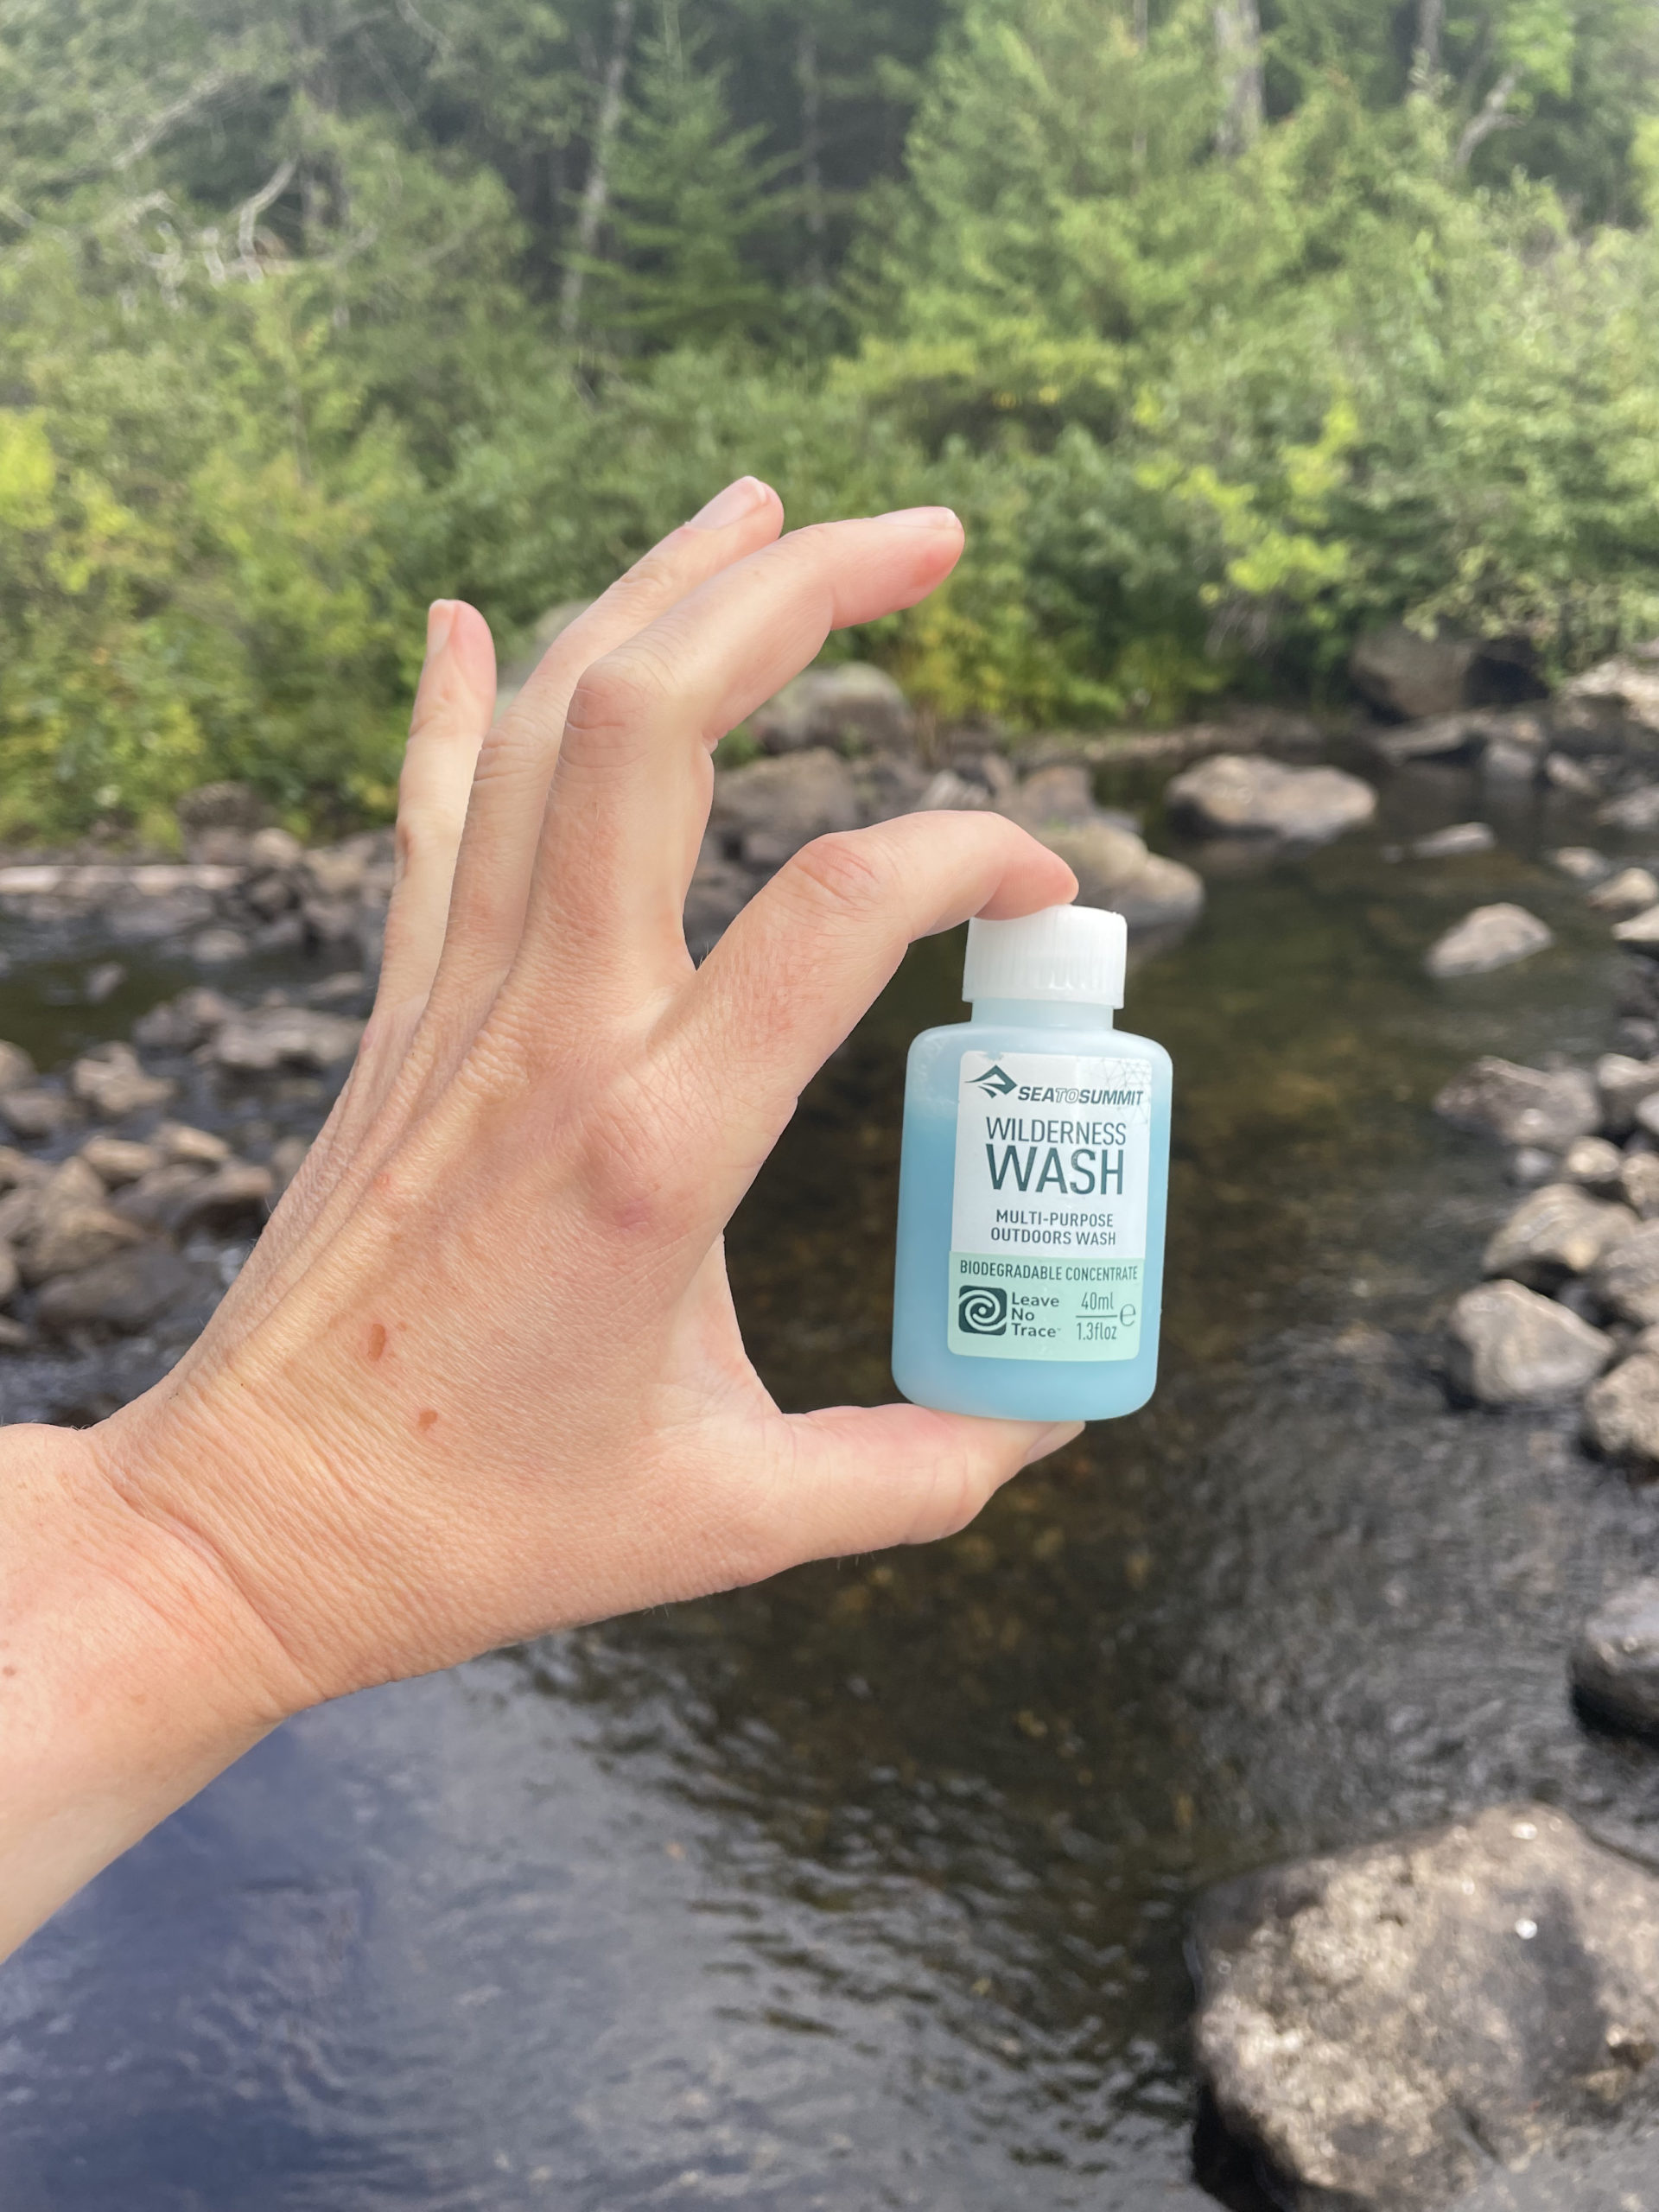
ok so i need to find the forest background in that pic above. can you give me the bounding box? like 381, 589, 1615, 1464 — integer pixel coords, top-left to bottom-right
3, 0, 1659, 838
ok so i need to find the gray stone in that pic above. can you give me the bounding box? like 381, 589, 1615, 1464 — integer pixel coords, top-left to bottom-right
68, 1043, 174, 1120
1592, 1220, 1659, 1324
78, 1135, 161, 1186
154, 1121, 230, 1167
189, 926, 248, 964
0, 1088, 70, 1139
1559, 648, 1659, 743
1507, 1147, 1560, 1188
1550, 848, 1612, 887
1588, 867, 1659, 918
1482, 1185, 1637, 1289
752, 664, 914, 757
0, 1147, 49, 1194
1596, 1053, 1659, 1136
1572, 1580, 1659, 1735
1435, 1058, 1599, 1152
1425, 904, 1553, 978
208, 1005, 365, 1075
1562, 1136, 1625, 1194
107, 889, 217, 942
0, 1243, 18, 1306
1613, 906, 1659, 952
246, 826, 304, 871
1192, 1803, 1659, 2212
1543, 751, 1603, 796
1445, 1280, 1612, 1406
1482, 737, 1541, 784
1000, 764, 1098, 830
1624, 1154, 1659, 1219
1409, 822, 1495, 859
1039, 820, 1205, 934
0, 1040, 35, 1093
1364, 710, 1490, 765
304, 842, 371, 899
169, 1160, 274, 1236
112, 1162, 212, 1233
36, 1243, 196, 1333
709, 748, 862, 872
1350, 623, 1479, 720
1165, 753, 1376, 843
84, 962, 125, 1004
21, 1158, 145, 1284
133, 986, 237, 1052
1600, 786, 1659, 833
302, 894, 363, 945
1584, 1355, 1659, 1470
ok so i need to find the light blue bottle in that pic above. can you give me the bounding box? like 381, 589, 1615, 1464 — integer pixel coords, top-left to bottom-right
892, 904, 1172, 1422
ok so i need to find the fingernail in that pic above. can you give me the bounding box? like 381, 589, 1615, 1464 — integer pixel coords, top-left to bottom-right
426, 600, 456, 656
1018, 1421, 1084, 1470
873, 505, 961, 531
688, 476, 770, 531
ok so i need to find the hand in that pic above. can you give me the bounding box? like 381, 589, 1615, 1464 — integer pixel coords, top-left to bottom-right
3, 481, 1077, 1953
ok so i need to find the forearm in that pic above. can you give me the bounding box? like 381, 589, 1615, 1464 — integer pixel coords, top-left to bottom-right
0, 1422, 290, 1962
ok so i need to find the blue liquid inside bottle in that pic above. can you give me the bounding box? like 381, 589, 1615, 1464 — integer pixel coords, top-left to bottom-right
891, 911, 1173, 1423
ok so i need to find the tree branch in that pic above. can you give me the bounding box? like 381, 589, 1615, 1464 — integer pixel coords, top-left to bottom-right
559, 0, 636, 341
238, 156, 299, 276
1455, 66, 1521, 170
1412, 0, 1445, 86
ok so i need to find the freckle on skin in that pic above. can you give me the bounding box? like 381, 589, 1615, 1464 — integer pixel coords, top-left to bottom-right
366, 1322, 388, 1363
1, 1665, 16, 1679
416, 1408, 438, 1433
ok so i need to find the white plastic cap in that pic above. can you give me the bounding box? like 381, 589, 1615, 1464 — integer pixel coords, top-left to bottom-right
962, 903, 1126, 1008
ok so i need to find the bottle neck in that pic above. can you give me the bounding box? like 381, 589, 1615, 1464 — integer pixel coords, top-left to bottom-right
968, 997, 1116, 1031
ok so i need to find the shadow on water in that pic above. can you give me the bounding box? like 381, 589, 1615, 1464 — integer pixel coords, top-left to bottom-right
4, 761, 1659, 2208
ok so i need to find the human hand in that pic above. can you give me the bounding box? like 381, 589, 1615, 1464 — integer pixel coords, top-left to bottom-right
86, 480, 1080, 1718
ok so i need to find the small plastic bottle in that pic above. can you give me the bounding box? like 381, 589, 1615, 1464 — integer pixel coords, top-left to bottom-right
891, 904, 1172, 1422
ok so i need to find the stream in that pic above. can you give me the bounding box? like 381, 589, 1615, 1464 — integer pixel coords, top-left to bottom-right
3, 757, 1657, 2210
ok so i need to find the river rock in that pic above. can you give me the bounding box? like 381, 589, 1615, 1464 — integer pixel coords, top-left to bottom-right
1507, 1146, 1560, 1188
1482, 1185, 1637, 1290
1164, 754, 1376, 843
133, 986, 237, 1051
1592, 1221, 1659, 1324
1482, 736, 1541, 784
1612, 906, 1659, 956
208, 1005, 365, 1074
68, 1043, 174, 1120
0, 1088, 70, 1139
1583, 1355, 1659, 1470
1559, 646, 1659, 743
1551, 848, 1612, 887
0, 1147, 49, 1193
1425, 904, 1553, 978
36, 1243, 197, 1334
1192, 1804, 1659, 2212
169, 1160, 274, 1236
1589, 867, 1659, 918
1572, 1581, 1659, 1736
1596, 1053, 1659, 1135
1349, 623, 1479, 720
1562, 1136, 1624, 1193
708, 748, 862, 872
20, 1158, 145, 1284
1600, 787, 1659, 833
155, 1120, 231, 1167
112, 1161, 212, 1233
1445, 1280, 1612, 1406
1624, 1154, 1659, 1218
0, 1040, 35, 1093
1434, 1058, 1599, 1152
0, 1243, 18, 1306
752, 664, 914, 757
188, 925, 249, 964
1409, 822, 1495, 859
247, 826, 304, 872
79, 1135, 162, 1186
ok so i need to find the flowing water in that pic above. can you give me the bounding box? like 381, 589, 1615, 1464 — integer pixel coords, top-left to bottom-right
4, 760, 1659, 2210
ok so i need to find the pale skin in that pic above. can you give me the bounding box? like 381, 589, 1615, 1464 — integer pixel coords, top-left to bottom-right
0, 478, 1083, 1963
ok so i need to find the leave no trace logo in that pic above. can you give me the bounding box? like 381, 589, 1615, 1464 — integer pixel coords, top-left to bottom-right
969, 1064, 1017, 1096
957, 1284, 1008, 1335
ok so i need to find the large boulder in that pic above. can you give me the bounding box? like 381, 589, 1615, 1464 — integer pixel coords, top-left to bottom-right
35, 1243, 197, 1334
1445, 1280, 1611, 1407
1596, 1053, 1659, 1136
1556, 646, 1659, 747
1433, 1058, 1599, 1153
1192, 1803, 1659, 2212
208, 1006, 365, 1075
1592, 1221, 1659, 1325
1572, 1580, 1659, 1737
1583, 1353, 1659, 1468
1350, 624, 1479, 721
1425, 905, 1553, 979
752, 664, 914, 757
1482, 1185, 1637, 1290
1165, 753, 1376, 843
708, 748, 862, 872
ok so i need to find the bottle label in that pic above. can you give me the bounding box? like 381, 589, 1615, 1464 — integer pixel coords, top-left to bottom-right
949, 1049, 1154, 1362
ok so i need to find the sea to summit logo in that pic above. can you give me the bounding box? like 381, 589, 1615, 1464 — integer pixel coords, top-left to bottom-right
969, 1063, 1018, 1096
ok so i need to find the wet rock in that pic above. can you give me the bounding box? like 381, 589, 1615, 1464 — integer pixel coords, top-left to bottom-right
84, 961, 125, 1004
1482, 1185, 1637, 1290
709, 748, 862, 872
21, 1159, 145, 1284
0, 1089, 70, 1139
1409, 822, 1495, 859
1592, 1220, 1659, 1324
1445, 1280, 1611, 1406
1572, 1580, 1659, 1735
1588, 867, 1659, 918
1596, 1053, 1659, 1136
1164, 754, 1376, 843
753, 664, 914, 757
36, 1243, 196, 1334
1559, 647, 1659, 743
0, 1040, 35, 1093
169, 1160, 273, 1236
1551, 848, 1612, 887
112, 1162, 212, 1233
1624, 1154, 1659, 1219
999, 764, 1097, 830
1507, 1147, 1560, 1188
1600, 786, 1659, 834
306, 969, 368, 1007
1192, 1803, 1659, 2212
1563, 1136, 1625, 1194
189, 925, 249, 963
133, 986, 237, 1052
304, 842, 371, 900
0, 1147, 49, 1193
155, 1120, 230, 1167
1613, 906, 1659, 952
1425, 904, 1553, 978
1583, 1355, 1659, 1470
68, 1043, 174, 1120
1482, 736, 1541, 784
1543, 751, 1604, 797
1349, 623, 1479, 720
246, 872, 296, 918
302, 894, 363, 945
1435, 1058, 1599, 1152
247, 825, 305, 872
1104, 851, 1207, 934
208, 1005, 365, 1074
78, 1135, 162, 1186
253, 912, 306, 954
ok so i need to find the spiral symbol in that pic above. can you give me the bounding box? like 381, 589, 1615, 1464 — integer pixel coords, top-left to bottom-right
957, 1285, 1008, 1336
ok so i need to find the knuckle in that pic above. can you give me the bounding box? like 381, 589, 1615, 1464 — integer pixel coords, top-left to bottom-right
785, 830, 893, 921
576, 1077, 703, 1248
566, 643, 671, 742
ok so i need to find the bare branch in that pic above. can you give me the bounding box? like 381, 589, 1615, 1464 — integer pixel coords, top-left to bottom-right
559, 0, 636, 340
111, 65, 239, 173
1412, 0, 1445, 87
1455, 66, 1521, 170
238, 155, 299, 276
